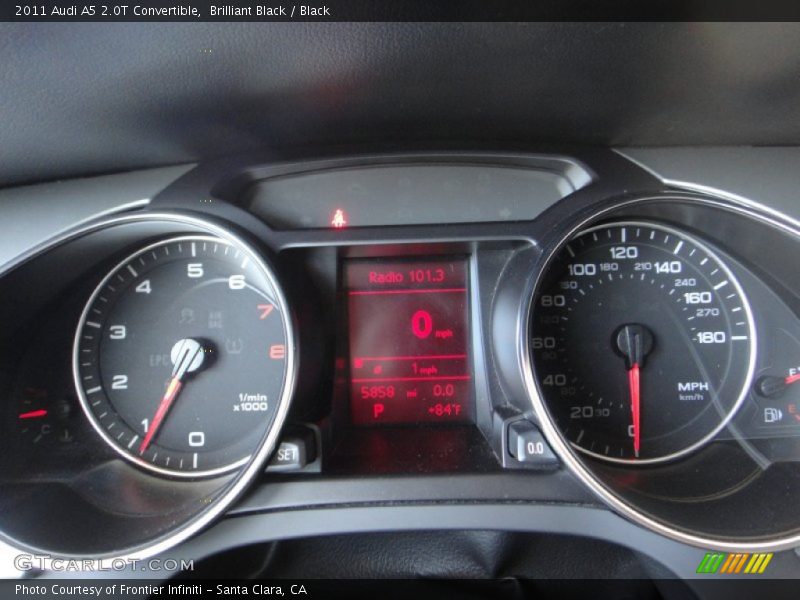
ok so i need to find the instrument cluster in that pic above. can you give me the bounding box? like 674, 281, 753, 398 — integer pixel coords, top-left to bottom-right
2, 150, 800, 562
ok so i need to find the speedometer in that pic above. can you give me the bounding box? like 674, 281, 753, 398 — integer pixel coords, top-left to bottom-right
531, 221, 756, 464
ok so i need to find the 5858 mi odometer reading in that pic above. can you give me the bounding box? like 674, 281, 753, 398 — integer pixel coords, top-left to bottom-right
531, 221, 756, 464
74, 235, 293, 478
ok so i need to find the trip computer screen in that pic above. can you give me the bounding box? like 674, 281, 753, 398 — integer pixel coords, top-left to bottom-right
346, 257, 474, 425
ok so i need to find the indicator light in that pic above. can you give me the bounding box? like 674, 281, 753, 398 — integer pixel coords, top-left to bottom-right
331, 209, 347, 229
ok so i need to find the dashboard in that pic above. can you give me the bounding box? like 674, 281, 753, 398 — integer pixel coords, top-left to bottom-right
2, 146, 800, 593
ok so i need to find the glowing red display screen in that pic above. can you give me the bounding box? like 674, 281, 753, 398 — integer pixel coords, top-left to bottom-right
346, 258, 473, 425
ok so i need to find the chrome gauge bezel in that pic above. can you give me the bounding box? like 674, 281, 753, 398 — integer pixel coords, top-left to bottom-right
520, 194, 800, 552
72, 234, 292, 478
532, 219, 757, 466
53, 211, 299, 561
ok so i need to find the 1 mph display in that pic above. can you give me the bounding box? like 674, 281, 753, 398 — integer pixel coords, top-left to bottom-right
531, 221, 756, 464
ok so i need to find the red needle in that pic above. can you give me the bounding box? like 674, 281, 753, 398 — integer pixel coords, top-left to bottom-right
18, 409, 48, 419
785, 373, 800, 385
139, 377, 183, 454
628, 363, 641, 458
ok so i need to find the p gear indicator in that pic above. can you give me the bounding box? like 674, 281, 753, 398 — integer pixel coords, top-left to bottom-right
346, 258, 474, 425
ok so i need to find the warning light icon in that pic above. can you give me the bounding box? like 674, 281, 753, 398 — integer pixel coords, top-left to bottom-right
331, 209, 347, 229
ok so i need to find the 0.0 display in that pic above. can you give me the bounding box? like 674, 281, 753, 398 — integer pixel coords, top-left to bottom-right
347, 257, 473, 425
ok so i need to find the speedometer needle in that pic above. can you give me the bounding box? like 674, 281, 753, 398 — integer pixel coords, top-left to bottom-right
628, 363, 641, 458
614, 324, 654, 459
139, 338, 206, 454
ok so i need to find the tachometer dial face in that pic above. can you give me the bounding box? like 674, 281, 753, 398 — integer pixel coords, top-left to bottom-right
531, 221, 756, 464
74, 235, 293, 477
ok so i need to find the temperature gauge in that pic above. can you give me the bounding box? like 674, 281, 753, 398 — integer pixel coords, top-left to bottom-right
16, 387, 77, 446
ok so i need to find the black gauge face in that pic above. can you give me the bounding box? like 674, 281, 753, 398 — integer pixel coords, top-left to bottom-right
531, 222, 756, 464
74, 235, 293, 477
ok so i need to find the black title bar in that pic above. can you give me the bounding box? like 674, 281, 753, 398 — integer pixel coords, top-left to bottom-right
5, 0, 800, 22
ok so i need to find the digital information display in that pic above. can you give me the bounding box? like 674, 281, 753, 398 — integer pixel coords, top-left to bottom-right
346, 258, 474, 425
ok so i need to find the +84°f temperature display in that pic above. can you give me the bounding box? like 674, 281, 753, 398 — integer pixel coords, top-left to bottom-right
347, 258, 473, 425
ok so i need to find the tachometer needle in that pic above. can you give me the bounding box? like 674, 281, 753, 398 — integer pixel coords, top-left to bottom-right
628, 363, 641, 458
139, 377, 183, 454
139, 338, 206, 455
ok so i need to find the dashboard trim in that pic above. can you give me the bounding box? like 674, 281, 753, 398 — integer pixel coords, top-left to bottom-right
0, 164, 195, 273
615, 147, 800, 231
174, 503, 739, 582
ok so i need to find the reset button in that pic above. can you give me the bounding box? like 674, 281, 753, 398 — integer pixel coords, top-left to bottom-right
507, 420, 559, 467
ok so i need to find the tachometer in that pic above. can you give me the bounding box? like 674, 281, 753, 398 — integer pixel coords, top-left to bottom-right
74, 235, 294, 477
531, 221, 755, 464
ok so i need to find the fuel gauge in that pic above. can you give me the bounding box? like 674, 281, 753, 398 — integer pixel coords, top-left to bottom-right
755, 368, 800, 428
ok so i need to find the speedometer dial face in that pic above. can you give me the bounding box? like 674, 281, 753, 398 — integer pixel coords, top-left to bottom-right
74, 235, 293, 478
531, 221, 756, 464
